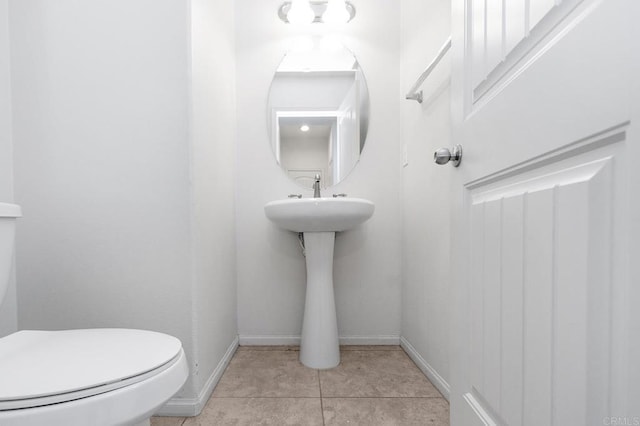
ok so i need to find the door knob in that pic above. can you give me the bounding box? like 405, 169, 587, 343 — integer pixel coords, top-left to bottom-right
434, 145, 462, 167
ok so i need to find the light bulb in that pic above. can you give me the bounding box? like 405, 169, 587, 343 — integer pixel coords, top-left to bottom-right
323, 0, 349, 25
287, 0, 314, 25
300, 124, 310, 132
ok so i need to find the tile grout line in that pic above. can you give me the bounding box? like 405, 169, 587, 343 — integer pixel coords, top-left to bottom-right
318, 369, 325, 426
207, 396, 445, 399
212, 396, 320, 399
318, 396, 447, 399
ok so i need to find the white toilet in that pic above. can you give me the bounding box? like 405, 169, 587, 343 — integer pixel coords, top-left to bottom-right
0, 202, 189, 426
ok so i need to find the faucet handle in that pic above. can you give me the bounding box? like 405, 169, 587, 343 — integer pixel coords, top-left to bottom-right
332, 193, 348, 198
288, 194, 302, 199
314, 173, 321, 181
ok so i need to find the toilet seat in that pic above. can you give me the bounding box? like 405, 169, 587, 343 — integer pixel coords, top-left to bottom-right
0, 329, 183, 411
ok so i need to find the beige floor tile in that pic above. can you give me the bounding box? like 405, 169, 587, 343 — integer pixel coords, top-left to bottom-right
323, 397, 449, 426
319, 350, 442, 397
150, 416, 186, 426
340, 345, 402, 351
183, 398, 323, 426
212, 350, 320, 397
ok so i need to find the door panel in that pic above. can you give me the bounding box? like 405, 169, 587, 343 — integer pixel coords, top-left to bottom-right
470, 0, 583, 102
463, 153, 615, 425
450, 0, 634, 423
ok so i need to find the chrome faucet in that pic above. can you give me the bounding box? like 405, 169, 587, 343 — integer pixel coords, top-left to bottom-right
313, 174, 321, 198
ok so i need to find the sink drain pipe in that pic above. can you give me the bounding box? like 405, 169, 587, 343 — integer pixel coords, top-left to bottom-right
298, 232, 306, 257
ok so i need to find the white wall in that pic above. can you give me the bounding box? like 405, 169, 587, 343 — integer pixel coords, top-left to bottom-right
0, 0, 16, 337
10, 0, 237, 414
235, 0, 402, 345
269, 74, 355, 110
11, 0, 193, 387
188, 0, 238, 412
280, 135, 330, 179
400, 0, 452, 398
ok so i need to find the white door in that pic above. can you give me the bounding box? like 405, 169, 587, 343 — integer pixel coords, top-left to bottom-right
335, 80, 360, 182
449, 0, 639, 425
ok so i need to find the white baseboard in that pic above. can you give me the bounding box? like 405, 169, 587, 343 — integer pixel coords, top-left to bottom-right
238, 334, 300, 346
238, 334, 400, 346
400, 336, 450, 401
339, 335, 400, 345
155, 336, 239, 417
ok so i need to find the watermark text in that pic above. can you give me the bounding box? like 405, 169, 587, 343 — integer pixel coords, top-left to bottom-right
603, 417, 640, 426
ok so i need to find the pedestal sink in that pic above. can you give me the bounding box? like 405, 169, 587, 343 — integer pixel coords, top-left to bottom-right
264, 197, 374, 369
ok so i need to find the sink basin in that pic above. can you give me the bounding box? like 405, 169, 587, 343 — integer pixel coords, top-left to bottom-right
264, 196, 375, 369
264, 197, 374, 232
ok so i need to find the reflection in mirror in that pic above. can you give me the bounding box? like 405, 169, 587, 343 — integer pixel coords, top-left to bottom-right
267, 39, 370, 189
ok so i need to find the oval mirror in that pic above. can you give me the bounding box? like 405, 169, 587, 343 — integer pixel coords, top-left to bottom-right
267, 39, 370, 190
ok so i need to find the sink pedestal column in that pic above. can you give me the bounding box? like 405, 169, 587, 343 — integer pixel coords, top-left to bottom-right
299, 231, 340, 369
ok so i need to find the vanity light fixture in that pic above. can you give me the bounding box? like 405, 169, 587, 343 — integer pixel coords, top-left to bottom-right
286, 0, 315, 25
323, 0, 350, 24
278, 0, 356, 24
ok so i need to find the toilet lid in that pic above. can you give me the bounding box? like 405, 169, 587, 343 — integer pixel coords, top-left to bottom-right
0, 329, 183, 410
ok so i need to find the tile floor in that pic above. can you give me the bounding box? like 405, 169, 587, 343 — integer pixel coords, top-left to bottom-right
151, 345, 449, 425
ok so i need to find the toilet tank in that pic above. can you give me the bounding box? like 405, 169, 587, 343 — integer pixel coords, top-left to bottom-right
0, 203, 21, 306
